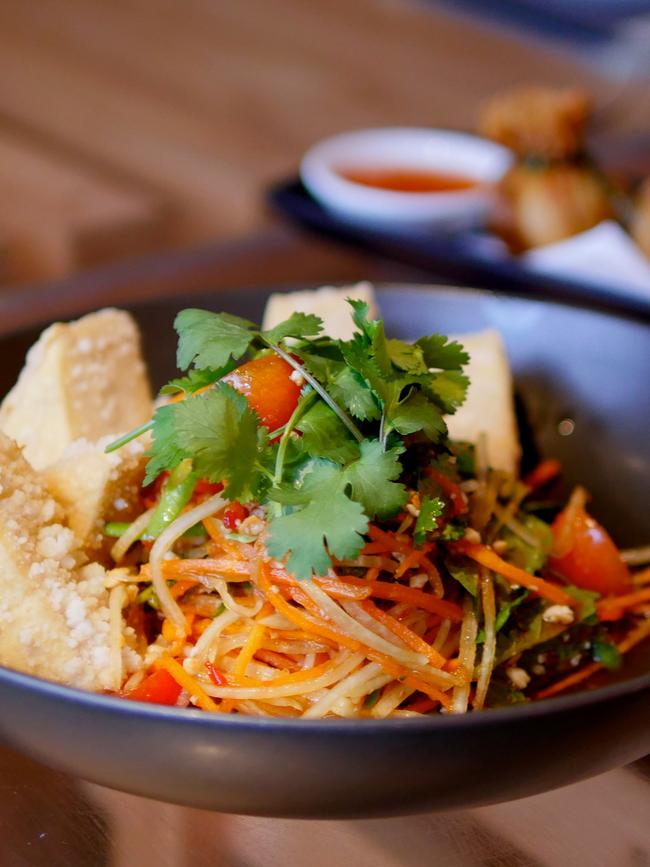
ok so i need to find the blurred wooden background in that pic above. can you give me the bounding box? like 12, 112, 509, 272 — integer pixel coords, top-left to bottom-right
0, 0, 647, 286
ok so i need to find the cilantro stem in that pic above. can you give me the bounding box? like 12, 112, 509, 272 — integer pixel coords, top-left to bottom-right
272, 389, 317, 489
379, 412, 387, 451
105, 420, 153, 453
265, 341, 364, 444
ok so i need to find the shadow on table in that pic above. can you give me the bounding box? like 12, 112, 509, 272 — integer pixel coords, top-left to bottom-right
0, 746, 110, 867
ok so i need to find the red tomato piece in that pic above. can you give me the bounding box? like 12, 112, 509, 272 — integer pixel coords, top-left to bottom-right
223, 501, 248, 530
222, 354, 301, 430
549, 503, 631, 597
123, 669, 182, 706
194, 479, 224, 499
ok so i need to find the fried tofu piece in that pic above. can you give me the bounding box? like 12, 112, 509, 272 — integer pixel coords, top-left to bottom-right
0, 433, 113, 691
262, 282, 378, 341
447, 329, 520, 476
0, 308, 153, 470
479, 86, 590, 160
43, 435, 148, 559
631, 177, 650, 260
495, 162, 612, 250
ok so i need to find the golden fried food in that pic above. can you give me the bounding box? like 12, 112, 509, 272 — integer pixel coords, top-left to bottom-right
495, 162, 612, 250
631, 178, 650, 259
479, 86, 590, 160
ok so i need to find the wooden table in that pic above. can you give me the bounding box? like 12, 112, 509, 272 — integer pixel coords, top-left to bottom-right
0, 223, 434, 335
0, 742, 649, 867
0, 0, 647, 286
0, 228, 649, 867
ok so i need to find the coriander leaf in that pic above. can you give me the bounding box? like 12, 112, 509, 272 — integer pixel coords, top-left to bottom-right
495, 605, 566, 665
385, 339, 427, 374
450, 441, 476, 478
592, 639, 621, 670
348, 297, 378, 341
414, 495, 445, 544
262, 311, 323, 344
145, 403, 187, 484
428, 370, 469, 413
160, 366, 230, 396
440, 522, 466, 541
267, 462, 368, 577
296, 402, 359, 465
329, 364, 380, 421
446, 558, 479, 596
369, 320, 393, 377
173, 384, 261, 500
343, 440, 407, 519
391, 392, 447, 440
174, 309, 257, 371
477, 590, 529, 643
338, 337, 387, 398
415, 334, 469, 370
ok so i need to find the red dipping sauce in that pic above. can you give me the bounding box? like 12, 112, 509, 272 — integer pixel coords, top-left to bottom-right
337, 167, 478, 193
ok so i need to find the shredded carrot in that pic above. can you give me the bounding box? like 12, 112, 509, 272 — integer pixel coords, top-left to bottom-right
362, 540, 398, 555
535, 619, 650, 700
394, 547, 428, 579
155, 655, 219, 712
337, 575, 463, 621
170, 578, 200, 599
598, 587, 650, 621
419, 553, 444, 596
233, 623, 266, 678
405, 696, 437, 714
254, 649, 301, 672
271, 571, 371, 601
633, 567, 650, 586
366, 525, 412, 553
523, 459, 562, 491
360, 599, 447, 668
141, 558, 251, 582
257, 562, 453, 707
162, 615, 194, 652
234, 654, 348, 688
453, 541, 576, 607
535, 662, 601, 700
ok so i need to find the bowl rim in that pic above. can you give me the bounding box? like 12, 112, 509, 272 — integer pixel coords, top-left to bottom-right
0, 281, 648, 735
300, 126, 512, 205
1, 656, 648, 733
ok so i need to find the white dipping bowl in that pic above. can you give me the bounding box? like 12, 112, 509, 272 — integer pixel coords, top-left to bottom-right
300, 127, 512, 231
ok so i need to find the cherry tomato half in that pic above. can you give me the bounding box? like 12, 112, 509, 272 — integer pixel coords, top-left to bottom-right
222, 354, 301, 431
222, 501, 248, 530
123, 669, 182, 706
549, 502, 631, 597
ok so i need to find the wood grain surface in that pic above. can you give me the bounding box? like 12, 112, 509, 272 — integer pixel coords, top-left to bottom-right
0, 0, 646, 286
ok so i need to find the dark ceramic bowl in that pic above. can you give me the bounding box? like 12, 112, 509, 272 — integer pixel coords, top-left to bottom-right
0, 284, 648, 818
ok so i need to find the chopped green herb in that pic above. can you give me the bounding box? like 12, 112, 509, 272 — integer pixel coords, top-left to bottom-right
414, 495, 445, 545
592, 639, 622, 670
111, 300, 471, 578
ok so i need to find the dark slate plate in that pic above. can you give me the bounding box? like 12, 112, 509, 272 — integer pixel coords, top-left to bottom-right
0, 284, 648, 818
268, 178, 650, 321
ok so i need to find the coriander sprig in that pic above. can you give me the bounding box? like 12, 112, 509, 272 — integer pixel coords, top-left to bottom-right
106, 298, 470, 578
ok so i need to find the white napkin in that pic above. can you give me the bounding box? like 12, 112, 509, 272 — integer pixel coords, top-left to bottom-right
522, 220, 650, 302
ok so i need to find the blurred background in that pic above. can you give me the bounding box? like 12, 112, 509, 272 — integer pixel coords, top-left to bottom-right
0, 0, 648, 287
